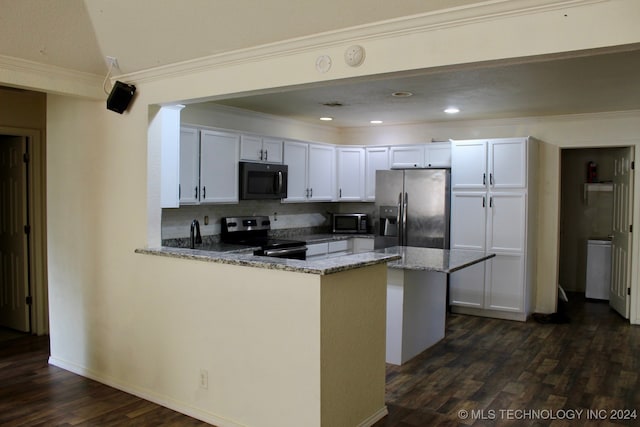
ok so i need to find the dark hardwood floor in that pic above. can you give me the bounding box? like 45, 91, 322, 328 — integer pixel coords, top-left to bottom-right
1, 294, 639, 426
375, 293, 640, 427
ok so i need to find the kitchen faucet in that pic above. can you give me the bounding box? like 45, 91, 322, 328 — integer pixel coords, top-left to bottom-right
190, 219, 202, 249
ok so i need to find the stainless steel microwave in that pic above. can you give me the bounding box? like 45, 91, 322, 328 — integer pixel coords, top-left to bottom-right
332, 213, 369, 234
239, 161, 288, 200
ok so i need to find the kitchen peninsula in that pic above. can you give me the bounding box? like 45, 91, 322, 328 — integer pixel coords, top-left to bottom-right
136, 243, 492, 427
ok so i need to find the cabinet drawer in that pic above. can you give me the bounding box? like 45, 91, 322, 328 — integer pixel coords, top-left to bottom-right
306, 243, 328, 257
328, 240, 350, 253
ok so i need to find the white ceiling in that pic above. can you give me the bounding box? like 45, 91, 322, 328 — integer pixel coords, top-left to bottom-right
211, 47, 640, 127
2, 1, 639, 127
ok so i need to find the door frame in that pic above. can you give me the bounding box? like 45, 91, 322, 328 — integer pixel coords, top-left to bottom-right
0, 126, 47, 335
557, 144, 636, 323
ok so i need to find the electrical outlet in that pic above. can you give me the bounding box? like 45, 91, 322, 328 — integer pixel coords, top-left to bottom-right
199, 369, 208, 389
106, 56, 119, 70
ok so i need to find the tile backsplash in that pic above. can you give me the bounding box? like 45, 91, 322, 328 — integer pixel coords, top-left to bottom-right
162, 200, 376, 240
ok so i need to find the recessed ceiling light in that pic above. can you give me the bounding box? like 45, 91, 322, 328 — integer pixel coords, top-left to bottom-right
320, 117, 333, 121
391, 91, 413, 98
370, 120, 383, 124
444, 107, 460, 114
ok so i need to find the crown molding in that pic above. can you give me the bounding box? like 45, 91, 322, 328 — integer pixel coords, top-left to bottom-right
120, 0, 606, 84
0, 54, 104, 99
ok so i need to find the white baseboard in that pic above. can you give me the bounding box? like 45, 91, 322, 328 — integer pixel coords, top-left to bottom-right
358, 406, 389, 427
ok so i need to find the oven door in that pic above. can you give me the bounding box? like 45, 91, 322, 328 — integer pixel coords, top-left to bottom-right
256, 246, 307, 260
240, 161, 288, 200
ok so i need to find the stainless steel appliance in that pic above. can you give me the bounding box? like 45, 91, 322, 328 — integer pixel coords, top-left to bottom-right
332, 213, 369, 234
239, 161, 288, 200
220, 216, 307, 260
374, 169, 450, 249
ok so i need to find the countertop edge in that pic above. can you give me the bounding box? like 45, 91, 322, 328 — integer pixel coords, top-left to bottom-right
135, 247, 400, 275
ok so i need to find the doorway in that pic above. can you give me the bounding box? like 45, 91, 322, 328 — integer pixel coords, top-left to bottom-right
559, 147, 634, 319
0, 129, 47, 335
0, 135, 30, 332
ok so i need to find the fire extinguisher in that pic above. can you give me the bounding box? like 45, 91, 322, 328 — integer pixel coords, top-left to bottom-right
587, 161, 597, 183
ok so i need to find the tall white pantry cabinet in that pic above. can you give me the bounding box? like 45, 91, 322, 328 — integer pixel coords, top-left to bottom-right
449, 137, 538, 322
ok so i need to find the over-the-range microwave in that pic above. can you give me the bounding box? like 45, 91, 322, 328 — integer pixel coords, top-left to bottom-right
239, 161, 288, 200
332, 213, 369, 234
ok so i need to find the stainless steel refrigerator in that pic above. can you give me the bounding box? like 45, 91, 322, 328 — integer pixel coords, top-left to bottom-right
374, 169, 451, 249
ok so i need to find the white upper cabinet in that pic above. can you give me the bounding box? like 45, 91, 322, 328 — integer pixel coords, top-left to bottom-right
154, 105, 184, 208
199, 130, 240, 203
283, 142, 335, 202
451, 138, 527, 190
283, 140, 309, 202
240, 134, 283, 163
308, 143, 335, 201
365, 146, 389, 201
488, 138, 527, 189
336, 147, 365, 201
390, 145, 425, 169
425, 142, 451, 168
179, 127, 200, 205
451, 139, 488, 190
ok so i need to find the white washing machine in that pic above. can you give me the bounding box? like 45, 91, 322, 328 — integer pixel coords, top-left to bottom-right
585, 238, 611, 300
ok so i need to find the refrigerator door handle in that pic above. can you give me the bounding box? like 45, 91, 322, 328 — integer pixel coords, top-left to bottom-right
397, 192, 403, 246
402, 192, 408, 246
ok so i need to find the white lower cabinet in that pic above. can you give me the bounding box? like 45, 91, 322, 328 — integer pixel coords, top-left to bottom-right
306, 238, 373, 260
449, 261, 485, 308
307, 240, 352, 260
449, 191, 529, 321
352, 237, 374, 253
485, 254, 524, 312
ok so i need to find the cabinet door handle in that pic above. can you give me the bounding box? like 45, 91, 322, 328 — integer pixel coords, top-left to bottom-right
310, 188, 313, 198
179, 184, 181, 199
259, 149, 263, 161
195, 186, 198, 200
483, 173, 486, 186
339, 188, 342, 198
489, 196, 493, 208
490, 173, 494, 186
264, 150, 268, 161
203, 186, 206, 200
482, 196, 486, 208
306, 188, 309, 198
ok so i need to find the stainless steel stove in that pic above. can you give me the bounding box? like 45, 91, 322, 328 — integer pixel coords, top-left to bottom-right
220, 216, 307, 260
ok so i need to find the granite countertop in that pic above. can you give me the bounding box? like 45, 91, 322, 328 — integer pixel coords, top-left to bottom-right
380, 246, 495, 273
135, 246, 399, 275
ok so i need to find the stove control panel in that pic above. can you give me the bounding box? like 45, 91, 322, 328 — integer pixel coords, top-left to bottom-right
221, 216, 271, 234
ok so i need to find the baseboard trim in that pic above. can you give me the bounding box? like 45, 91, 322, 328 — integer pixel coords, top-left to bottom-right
451, 306, 527, 322
358, 405, 389, 427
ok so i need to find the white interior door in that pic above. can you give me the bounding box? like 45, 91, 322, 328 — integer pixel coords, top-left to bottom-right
610, 147, 634, 319
0, 136, 30, 332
